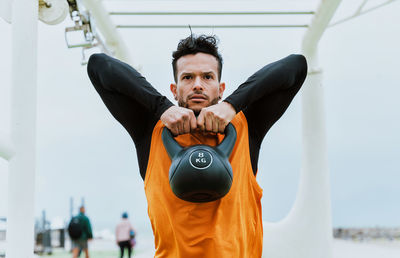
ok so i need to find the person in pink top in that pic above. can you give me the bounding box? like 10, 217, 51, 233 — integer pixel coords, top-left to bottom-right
115, 212, 136, 258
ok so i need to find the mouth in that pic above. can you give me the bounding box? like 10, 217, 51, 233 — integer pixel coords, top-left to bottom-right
189, 94, 208, 102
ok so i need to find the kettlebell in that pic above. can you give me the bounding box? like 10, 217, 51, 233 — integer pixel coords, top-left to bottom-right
162, 123, 237, 203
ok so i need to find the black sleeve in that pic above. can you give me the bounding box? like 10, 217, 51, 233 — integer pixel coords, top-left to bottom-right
224, 54, 308, 174
87, 53, 174, 179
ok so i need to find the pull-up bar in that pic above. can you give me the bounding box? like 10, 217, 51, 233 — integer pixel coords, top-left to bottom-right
110, 11, 315, 16
329, 0, 397, 27
111, 10, 313, 29
116, 24, 309, 29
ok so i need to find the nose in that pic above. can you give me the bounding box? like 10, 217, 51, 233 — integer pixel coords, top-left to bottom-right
192, 77, 204, 91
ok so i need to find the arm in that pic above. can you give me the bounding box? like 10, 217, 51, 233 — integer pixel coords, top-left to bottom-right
86, 217, 93, 239
224, 54, 308, 173
87, 54, 175, 179
129, 222, 136, 237
87, 53, 174, 142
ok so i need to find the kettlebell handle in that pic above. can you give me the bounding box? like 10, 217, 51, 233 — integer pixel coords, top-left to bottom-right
162, 123, 237, 159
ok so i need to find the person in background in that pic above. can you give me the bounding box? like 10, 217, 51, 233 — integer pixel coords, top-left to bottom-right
71, 206, 93, 258
116, 212, 136, 258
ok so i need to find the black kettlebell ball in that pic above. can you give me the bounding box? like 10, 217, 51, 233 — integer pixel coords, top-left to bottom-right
162, 123, 237, 203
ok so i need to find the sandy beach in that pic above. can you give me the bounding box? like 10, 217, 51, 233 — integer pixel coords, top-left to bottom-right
332, 239, 400, 258
2, 238, 400, 257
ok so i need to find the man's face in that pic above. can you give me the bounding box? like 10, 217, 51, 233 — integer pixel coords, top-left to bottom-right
171, 53, 225, 115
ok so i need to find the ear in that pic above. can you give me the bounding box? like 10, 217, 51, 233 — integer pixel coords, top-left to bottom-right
218, 82, 226, 99
170, 83, 178, 100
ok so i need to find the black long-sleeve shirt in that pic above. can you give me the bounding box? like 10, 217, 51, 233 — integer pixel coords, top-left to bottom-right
87, 53, 307, 180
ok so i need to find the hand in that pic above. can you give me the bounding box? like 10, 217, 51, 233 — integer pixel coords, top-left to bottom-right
197, 102, 236, 133
160, 106, 197, 136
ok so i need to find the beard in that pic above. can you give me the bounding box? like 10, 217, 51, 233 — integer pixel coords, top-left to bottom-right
178, 91, 220, 116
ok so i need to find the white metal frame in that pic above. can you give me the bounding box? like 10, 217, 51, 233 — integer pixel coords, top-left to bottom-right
3, 0, 39, 257
261, 1, 342, 258
329, 0, 397, 27
81, 0, 131, 63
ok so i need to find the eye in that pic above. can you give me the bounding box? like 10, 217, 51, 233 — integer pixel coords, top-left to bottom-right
204, 74, 213, 80
182, 75, 192, 80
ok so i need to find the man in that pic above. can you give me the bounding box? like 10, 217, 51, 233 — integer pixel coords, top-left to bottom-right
71, 206, 93, 258
87, 34, 307, 257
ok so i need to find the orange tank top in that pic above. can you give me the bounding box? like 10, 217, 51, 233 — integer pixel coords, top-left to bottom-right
144, 112, 263, 257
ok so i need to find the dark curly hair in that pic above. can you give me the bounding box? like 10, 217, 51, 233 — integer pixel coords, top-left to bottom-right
172, 34, 223, 82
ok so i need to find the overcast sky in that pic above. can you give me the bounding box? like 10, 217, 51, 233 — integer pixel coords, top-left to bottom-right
0, 0, 399, 236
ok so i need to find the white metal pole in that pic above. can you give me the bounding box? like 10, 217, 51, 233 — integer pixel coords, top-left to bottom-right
6, 0, 38, 256
297, 0, 342, 256
82, 0, 132, 64
262, 1, 342, 258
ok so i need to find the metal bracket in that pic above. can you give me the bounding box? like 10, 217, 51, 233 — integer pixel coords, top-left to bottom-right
64, 22, 93, 48
64, 5, 94, 48
64, 0, 107, 64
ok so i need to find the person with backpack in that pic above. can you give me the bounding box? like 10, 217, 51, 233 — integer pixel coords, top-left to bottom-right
68, 206, 93, 258
115, 212, 136, 258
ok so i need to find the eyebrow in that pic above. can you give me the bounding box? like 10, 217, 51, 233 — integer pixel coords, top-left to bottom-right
180, 71, 216, 78
202, 71, 215, 76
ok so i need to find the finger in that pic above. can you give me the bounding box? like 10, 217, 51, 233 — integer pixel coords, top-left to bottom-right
176, 123, 183, 135
205, 113, 213, 132
212, 119, 219, 133
170, 124, 179, 136
181, 115, 189, 134
218, 119, 226, 133
181, 120, 187, 134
